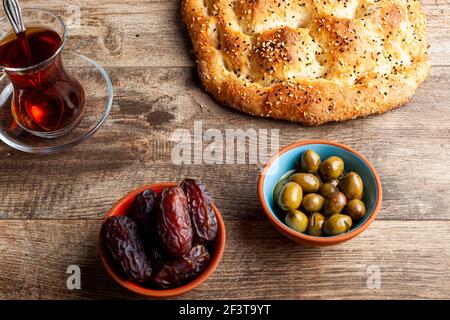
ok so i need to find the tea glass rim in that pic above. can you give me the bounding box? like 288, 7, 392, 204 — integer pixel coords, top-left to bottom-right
0, 8, 67, 73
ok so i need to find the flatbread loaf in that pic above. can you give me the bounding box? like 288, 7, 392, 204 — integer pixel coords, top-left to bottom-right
182, 0, 430, 125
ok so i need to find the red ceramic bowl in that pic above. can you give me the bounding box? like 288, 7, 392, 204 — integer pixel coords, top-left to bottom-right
258, 140, 382, 246
99, 182, 226, 298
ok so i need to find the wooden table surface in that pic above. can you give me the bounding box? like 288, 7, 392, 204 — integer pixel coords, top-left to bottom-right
0, 0, 449, 300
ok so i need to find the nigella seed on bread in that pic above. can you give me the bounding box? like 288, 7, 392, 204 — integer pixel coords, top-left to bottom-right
182, 0, 430, 125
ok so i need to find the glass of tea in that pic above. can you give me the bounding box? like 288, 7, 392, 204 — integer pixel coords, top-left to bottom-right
0, 10, 85, 138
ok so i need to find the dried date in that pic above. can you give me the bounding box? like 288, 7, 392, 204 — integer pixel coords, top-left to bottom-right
157, 186, 193, 258
181, 178, 218, 243
129, 189, 158, 244
151, 244, 211, 289
103, 216, 152, 283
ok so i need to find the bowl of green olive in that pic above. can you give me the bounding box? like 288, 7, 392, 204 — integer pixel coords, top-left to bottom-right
258, 140, 382, 246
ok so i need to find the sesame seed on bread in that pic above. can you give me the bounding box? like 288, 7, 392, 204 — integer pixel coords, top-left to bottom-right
182, 0, 430, 125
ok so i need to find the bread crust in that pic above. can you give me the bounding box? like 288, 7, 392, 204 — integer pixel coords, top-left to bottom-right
182, 0, 430, 125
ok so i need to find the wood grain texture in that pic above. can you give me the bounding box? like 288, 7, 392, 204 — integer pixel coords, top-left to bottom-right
0, 219, 449, 300
0, 0, 449, 299
0, 66, 449, 220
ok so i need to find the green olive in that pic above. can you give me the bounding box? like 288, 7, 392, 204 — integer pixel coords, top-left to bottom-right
324, 214, 353, 236
301, 150, 321, 173
319, 156, 344, 181
329, 179, 339, 187
340, 172, 364, 200
302, 193, 325, 212
273, 178, 288, 205
290, 173, 320, 193
307, 212, 325, 236
284, 210, 308, 233
278, 182, 303, 211
323, 191, 347, 216
344, 199, 366, 220
319, 181, 339, 198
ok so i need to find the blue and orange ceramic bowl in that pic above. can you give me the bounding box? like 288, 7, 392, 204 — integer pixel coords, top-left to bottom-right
99, 182, 226, 298
258, 140, 382, 246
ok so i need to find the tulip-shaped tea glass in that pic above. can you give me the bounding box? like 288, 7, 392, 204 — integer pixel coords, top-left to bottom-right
0, 9, 85, 138
0, 9, 113, 153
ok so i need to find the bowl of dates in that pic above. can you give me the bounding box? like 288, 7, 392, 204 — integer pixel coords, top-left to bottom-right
258, 140, 382, 246
99, 180, 226, 297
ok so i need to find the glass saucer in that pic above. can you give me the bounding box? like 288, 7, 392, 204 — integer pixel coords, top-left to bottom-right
0, 52, 113, 154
